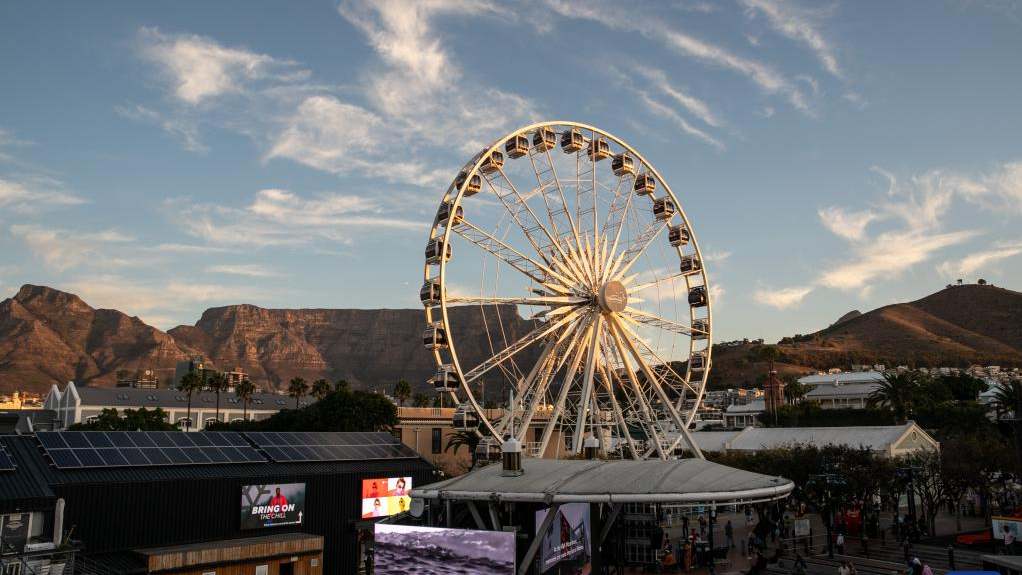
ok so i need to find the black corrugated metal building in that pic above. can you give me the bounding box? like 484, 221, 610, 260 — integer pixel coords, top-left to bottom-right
0, 433, 436, 574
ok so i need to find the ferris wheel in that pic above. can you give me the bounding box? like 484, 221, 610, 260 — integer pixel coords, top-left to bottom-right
419, 121, 712, 461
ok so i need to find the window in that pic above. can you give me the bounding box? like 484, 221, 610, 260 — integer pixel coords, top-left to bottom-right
276, 400, 286, 405
176, 418, 193, 428
202, 397, 213, 403
146, 395, 158, 401
227, 398, 238, 403
204, 418, 219, 427
85, 416, 98, 424
116, 393, 129, 400
431, 428, 442, 454
252, 398, 264, 404
175, 396, 186, 402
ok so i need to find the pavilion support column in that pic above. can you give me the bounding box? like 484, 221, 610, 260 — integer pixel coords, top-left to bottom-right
466, 501, 487, 530
519, 503, 560, 575
599, 503, 623, 544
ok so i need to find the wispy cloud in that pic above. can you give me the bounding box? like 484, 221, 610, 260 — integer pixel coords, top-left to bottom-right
938, 240, 1022, 278
206, 264, 282, 278
537, 0, 813, 114
754, 285, 813, 309
633, 66, 724, 127
115, 105, 207, 153
10, 225, 134, 272
0, 177, 84, 214
818, 206, 879, 241
739, 0, 842, 78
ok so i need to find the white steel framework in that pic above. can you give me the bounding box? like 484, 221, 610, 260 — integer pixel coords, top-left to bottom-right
421, 121, 713, 461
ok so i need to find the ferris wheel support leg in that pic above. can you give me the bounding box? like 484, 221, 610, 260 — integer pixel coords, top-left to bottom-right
597, 362, 639, 459
572, 313, 603, 454
537, 314, 594, 458
605, 328, 667, 460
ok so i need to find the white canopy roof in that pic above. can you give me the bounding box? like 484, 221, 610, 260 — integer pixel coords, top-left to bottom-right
411, 458, 793, 504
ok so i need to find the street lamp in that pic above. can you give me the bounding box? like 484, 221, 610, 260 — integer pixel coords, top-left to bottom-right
809, 473, 844, 558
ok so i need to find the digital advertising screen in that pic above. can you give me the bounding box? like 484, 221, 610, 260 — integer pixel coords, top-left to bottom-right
240, 483, 306, 529
993, 516, 1022, 540
361, 476, 412, 519
374, 523, 515, 575
535, 502, 592, 575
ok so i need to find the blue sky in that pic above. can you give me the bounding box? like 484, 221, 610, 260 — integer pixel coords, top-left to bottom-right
1, 0, 1020, 342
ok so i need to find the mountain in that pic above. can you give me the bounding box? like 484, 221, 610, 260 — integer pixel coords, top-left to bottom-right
0, 285, 193, 391
832, 310, 862, 326
0, 285, 538, 395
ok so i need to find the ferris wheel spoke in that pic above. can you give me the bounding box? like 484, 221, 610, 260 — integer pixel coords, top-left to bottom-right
445, 295, 588, 307
614, 317, 699, 398
599, 173, 637, 282
627, 272, 688, 293
450, 220, 574, 292
620, 307, 698, 337
596, 362, 640, 459
530, 145, 586, 263
514, 318, 587, 445
607, 316, 704, 458
463, 308, 584, 384
608, 219, 670, 281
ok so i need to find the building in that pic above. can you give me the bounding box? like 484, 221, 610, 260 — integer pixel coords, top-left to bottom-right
689, 421, 939, 457
0, 430, 434, 575
44, 382, 313, 431
723, 398, 764, 428
763, 369, 785, 413
804, 380, 882, 409
223, 366, 249, 388
798, 371, 886, 387
173, 356, 216, 386
116, 368, 160, 389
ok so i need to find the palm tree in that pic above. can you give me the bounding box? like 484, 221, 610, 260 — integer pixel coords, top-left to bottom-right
335, 379, 350, 392
234, 378, 255, 421
207, 372, 229, 425
311, 378, 331, 401
445, 429, 481, 467
176, 372, 203, 431
394, 380, 412, 407
412, 393, 431, 408
288, 377, 309, 409
784, 381, 809, 405
867, 371, 923, 424
990, 380, 1022, 419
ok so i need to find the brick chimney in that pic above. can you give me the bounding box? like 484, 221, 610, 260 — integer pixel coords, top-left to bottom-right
764, 363, 785, 413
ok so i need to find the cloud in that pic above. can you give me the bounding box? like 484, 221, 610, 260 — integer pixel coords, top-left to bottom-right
115, 105, 207, 153
171, 187, 430, 248
948, 161, 1022, 214
818, 206, 879, 241
739, 0, 842, 77
938, 240, 1022, 278
754, 285, 813, 309
818, 229, 978, 291
139, 27, 308, 105
537, 0, 812, 113
65, 273, 268, 329
701, 250, 732, 263
206, 264, 282, 278
9, 225, 134, 272
0, 177, 84, 213
633, 66, 723, 127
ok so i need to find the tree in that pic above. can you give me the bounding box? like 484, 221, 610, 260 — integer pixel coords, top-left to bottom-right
234, 378, 255, 421
206, 372, 229, 425
900, 450, 947, 537
937, 373, 988, 402
978, 278, 987, 285
445, 429, 481, 467
784, 380, 809, 404
394, 380, 412, 407
759, 344, 781, 365
176, 372, 203, 430
990, 380, 1022, 419
335, 379, 350, 391
411, 393, 431, 408
288, 377, 309, 409
69, 407, 176, 431
311, 378, 331, 401
867, 370, 925, 424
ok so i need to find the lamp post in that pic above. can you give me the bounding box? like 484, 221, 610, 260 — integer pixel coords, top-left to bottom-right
810, 473, 842, 559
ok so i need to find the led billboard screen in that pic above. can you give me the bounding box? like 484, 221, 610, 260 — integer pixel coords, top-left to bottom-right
535, 503, 592, 575
361, 476, 412, 518
374, 523, 515, 575
240, 483, 305, 529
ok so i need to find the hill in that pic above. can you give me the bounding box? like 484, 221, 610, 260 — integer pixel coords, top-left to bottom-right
708, 284, 1022, 389
0, 285, 536, 395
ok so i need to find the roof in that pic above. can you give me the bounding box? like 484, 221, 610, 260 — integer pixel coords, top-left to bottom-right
721, 423, 926, 452
725, 399, 764, 414
688, 431, 741, 452
411, 458, 793, 504
798, 372, 885, 386
0, 435, 57, 512
804, 382, 882, 398
0, 433, 433, 488
71, 386, 313, 411
0, 410, 57, 433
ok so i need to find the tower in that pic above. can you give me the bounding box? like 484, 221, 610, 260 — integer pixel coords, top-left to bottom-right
764, 363, 785, 413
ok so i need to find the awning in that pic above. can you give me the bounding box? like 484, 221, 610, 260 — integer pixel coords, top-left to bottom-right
411, 458, 793, 504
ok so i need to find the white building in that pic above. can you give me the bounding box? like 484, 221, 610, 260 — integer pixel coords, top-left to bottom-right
723, 398, 764, 428
690, 422, 938, 458
804, 381, 882, 409
798, 371, 886, 387
44, 382, 313, 431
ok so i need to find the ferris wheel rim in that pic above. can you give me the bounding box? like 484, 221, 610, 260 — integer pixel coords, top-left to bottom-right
423, 120, 713, 458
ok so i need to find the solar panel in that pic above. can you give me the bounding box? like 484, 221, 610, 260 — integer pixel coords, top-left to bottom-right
0, 446, 15, 471
36, 431, 267, 469
245, 431, 418, 463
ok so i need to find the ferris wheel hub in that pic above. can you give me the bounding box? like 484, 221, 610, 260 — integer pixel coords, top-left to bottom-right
597, 281, 628, 313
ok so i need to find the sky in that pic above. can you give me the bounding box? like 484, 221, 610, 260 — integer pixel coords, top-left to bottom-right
1, 0, 1021, 342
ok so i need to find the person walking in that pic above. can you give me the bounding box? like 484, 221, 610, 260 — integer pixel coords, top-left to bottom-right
725, 520, 735, 549
838, 560, 851, 575
921, 561, 934, 575
699, 513, 708, 537
837, 532, 846, 555
746, 505, 754, 525
1004, 525, 1016, 555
